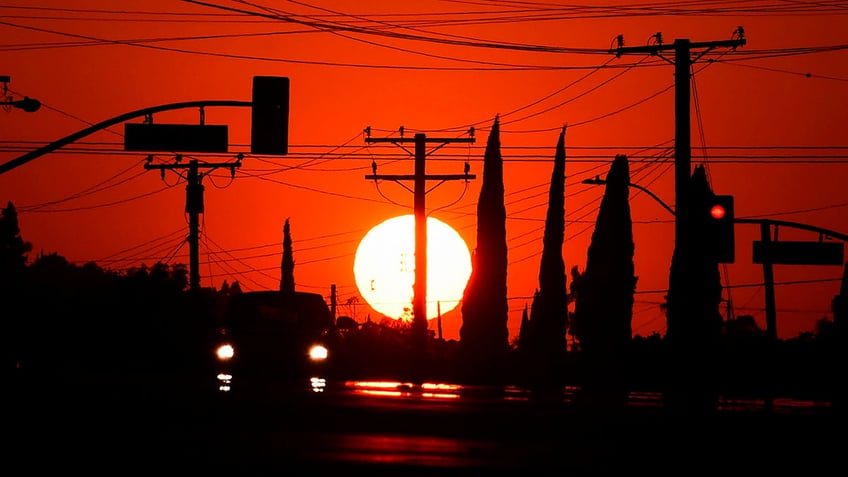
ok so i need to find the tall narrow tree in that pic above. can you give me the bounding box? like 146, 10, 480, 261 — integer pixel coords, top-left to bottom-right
832, 261, 847, 411
459, 116, 510, 383
0, 201, 30, 283
280, 217, 295, 295
664, 165, 723, 414
524, 126, 569, 380
570, 154, 636, 409
1, 201, 31, 375
518, 303, 530, 349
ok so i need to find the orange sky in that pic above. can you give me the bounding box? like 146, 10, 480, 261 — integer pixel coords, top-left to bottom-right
2, 1, 847, 342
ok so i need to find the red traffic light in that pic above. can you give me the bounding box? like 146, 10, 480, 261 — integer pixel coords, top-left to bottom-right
703, 195, 735, 263
710, 204, 726, 220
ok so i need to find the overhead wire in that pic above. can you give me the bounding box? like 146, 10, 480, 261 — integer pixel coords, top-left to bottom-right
241, 0, 566, 69
87, 227, 187, 265
17, 158, 150, 212
201, 227, 273, 290
17, 185, 173, 213
500, 54, 649, 128
184, 0, 613, 54
712, 59, 848, 82
100, 231, 189, 270
7, 144, 848, 163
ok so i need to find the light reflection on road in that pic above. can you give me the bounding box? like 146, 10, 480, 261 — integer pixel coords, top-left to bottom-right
205, 375, 836, 472
215, 371, 833, 415
338, 379, 830, 415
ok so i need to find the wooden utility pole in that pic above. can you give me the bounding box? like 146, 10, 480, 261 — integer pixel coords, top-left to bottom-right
611, 29, 746, 414
609, 28, 746, 252
330, 284, 337, 320
364, 128, 475, 358
145, 156, 243, 292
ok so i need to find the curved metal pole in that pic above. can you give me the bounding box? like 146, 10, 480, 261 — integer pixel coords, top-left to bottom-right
582, 178, 676, 217
0, 100, 251, 175
735, 218, 848, 244
628, 181, 676, 217
582, 178, 848, 243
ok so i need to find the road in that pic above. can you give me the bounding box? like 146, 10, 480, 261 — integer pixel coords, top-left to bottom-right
9, 376, 840, 475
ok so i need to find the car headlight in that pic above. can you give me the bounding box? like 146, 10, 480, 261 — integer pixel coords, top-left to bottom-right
216, 343, 235, 361
308, 344, 328, 362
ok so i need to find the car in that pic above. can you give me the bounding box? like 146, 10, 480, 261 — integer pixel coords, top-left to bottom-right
213, 290, 342, 393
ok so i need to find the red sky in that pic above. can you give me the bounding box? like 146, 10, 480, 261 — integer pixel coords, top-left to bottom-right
2, 1, 847, 342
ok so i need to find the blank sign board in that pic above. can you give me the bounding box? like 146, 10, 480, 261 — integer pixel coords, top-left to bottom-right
124, 123, 228, 153
753, 241, 844, 266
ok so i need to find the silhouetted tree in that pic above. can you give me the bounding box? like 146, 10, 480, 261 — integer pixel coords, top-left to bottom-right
523, 126, 569, 383
570, 154, 636, 410
720, 314, 767, 395
829, 262, 846, 410
518, 303, 530, 349
459, 116, 510, 383
1, 201, 31, 375
280, 217, 295, 295
723, 314, 763, 340
664, 165, 723, 414
0, 201, 30, 279
230, 280, 243, 295
124, 261, 189, 294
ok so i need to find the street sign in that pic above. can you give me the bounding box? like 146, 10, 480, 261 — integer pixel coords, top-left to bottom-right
752, 240, 844, 266
124, 123, 228, 152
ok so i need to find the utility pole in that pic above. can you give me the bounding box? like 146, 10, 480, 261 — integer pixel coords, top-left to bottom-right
610, 28, 746, 251
364, 127, 475, 361
144, 155, 243, 292
330, 283, 337, 321
612, 31, 746, 413
758, 221, 778, 413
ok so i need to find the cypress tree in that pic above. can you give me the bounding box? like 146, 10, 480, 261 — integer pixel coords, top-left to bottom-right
1, 201, 31, 375
0, 201, 30, 282
459, 116, 510, 383
518, 303, 530, 350
570, 154, 636, 409
664, 165, 723, 414
832, 262, 847, 411
525, 126, 569, 381
280, 217, 295, 295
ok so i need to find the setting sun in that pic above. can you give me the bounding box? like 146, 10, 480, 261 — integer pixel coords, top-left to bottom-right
353, 215, 472, 321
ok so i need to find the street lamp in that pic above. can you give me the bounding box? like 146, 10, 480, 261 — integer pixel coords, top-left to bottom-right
1, 76, 41, 113
581, 176, 676, 216
3, 96, 41, 113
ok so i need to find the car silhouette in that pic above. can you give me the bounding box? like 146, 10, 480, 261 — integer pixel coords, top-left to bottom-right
214, 290, 341, 393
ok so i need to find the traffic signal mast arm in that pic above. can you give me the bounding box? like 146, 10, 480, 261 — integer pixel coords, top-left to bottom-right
0, 100, 251, 175
736, 218, 848, 244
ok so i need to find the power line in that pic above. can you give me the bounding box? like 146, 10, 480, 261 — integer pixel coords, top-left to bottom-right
714, 59, 848, 82
7, 140, 848, 151
7, 146, 848, 163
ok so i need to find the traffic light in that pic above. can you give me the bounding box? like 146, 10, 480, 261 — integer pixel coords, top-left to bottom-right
703, 194, 735, 263
251, 76, 289, 155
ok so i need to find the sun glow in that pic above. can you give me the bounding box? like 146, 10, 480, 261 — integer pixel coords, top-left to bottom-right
353, 215, 472, 321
